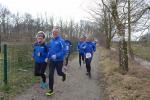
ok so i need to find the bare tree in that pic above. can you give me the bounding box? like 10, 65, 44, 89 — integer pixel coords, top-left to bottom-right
88, 2, 116, 49
101, 0, 128, 72
0, 5, 10, 41
127, 0, 150, 58
12, 13, 22, 41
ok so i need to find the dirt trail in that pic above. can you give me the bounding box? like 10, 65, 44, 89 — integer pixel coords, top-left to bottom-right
12, 50, 101, 100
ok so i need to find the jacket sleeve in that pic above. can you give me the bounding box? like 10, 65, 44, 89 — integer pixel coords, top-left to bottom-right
93, 42, 96, 52
69, 41, 72, 46
55, 40, 65, 58
81, 43, 86, 56
77, 42, 80, 51
81, 42, 86, 50
46, 42, 51, 58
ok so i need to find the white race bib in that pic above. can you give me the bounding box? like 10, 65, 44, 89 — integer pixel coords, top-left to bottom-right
86, 53, 92, 58
66, 46, 69, 50
38, 52, 41, 56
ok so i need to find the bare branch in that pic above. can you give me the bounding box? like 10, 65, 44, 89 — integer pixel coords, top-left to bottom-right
131, 6, 150, 23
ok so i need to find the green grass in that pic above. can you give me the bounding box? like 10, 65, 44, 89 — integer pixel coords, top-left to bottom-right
99, 46, 150, 100
0, 53, 3, 86
0, 44, 38, 99
0, 43, 78, 99
111, 42, 150, 61
132, 44, 150, 61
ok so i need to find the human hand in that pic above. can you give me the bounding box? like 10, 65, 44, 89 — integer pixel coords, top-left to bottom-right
51, 55, 56, 60
45, 58, 48, 63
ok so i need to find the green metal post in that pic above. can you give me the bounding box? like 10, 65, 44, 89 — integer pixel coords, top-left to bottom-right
3, 44, 8, 85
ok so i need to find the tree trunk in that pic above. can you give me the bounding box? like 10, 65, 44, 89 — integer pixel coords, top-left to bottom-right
109, 0, 129, 73
128, 0, 134, 59
118, 24, 128, 73
103, 6, 111, 49
105, 38, 110, 49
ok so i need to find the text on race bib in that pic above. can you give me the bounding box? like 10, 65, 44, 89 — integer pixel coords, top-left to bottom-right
86, 53, 92, 58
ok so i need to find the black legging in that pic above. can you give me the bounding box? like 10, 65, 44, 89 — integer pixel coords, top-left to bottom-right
34, 62, 47, 82
49, 60, 65, 91
79, 53, 85, 66
85, 58, 92, 73
65, 53, 70, 66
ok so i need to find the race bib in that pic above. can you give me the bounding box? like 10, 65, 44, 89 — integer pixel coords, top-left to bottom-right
66, 46, 69, 50
38, 52, 41, 56
86, 53, 92, 58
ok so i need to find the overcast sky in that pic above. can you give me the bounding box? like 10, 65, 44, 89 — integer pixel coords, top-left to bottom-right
0, 0, 94, 22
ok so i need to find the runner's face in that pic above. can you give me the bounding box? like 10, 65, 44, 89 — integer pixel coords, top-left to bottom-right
80, 38, 84, 41
83, 37, 86, 41
37, 37, 44, 43
53, 31, 59, 38
80, 36, 86, 41
86, 38, 91, 41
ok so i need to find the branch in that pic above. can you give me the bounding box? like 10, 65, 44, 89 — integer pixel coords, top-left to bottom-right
101, 0, 112, 14
135, 25, 150, 41
131, 6, 150, 23
122, 0, 128, 16
111, 30, 116, 39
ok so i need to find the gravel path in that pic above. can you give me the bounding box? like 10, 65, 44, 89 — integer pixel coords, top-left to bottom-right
13, 50, 101, 100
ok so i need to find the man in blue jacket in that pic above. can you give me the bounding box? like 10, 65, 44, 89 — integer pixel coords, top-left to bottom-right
45, 27, 66, 96
32, 31, 48, 89
77, 35, 86, 66
64, 39, 72, 66
81, 35, 96, 78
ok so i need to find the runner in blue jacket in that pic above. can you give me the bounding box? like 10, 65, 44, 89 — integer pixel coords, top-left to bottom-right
45, 27, 66, 96
77, 35, 86, 66
64, 39, 72, 66
46, 36, 66, 61
32, 31, 48, 89
81, 36, 96, 78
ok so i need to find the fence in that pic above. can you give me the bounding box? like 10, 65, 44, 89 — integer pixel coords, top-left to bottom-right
0, 43, 35, 98
0, 39, 78, 100
0, 39, 78, 96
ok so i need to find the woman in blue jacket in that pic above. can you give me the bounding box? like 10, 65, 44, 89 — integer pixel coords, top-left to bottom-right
81, 35, 96, 78
32, 31, 48, 89
45, 27, 66, 96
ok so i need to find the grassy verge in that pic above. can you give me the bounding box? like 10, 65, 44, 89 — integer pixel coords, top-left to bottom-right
132, 44, 150, 61
0, 70, 38, 100
0, 53, 2, 83
99, 47, 150, 100
112, 42, 150, 61
0, 66, 38, 100
0, 44, 38, 100
0, 45, 77, 100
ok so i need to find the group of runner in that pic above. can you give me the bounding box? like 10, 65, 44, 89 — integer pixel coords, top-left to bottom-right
32, 27, 96, 96
77, 34, 96, 77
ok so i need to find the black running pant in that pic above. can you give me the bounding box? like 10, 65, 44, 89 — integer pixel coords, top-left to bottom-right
65, 53, 70, 66
85, 58, 92, 73
49, 60, 65, 91
79, 53, 84, 66
34, 62, 47, 83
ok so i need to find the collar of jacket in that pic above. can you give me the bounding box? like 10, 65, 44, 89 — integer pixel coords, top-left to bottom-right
53, 35, 61, 40
86, 41, 91, 43
35, 42, 45, 46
